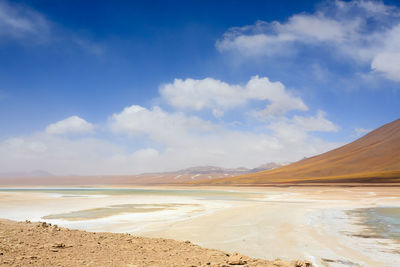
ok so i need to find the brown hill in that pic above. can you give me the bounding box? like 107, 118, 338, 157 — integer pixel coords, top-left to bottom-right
197, 118, 400, 185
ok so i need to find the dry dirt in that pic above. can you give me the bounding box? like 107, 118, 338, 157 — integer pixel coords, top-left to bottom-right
0, 219, 312, 267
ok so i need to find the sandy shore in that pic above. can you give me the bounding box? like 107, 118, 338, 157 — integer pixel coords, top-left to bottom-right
0, 186, 399, 266
0, 219, 311, 266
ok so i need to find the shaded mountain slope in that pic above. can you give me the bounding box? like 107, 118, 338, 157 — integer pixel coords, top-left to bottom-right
197, 118, 400, 184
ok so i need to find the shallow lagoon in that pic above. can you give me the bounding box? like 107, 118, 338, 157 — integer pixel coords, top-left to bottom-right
348, 207, 400, 242
0, 187, 261, 200
1, 187, 400, 266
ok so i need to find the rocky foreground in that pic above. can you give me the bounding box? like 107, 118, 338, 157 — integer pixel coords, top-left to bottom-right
0, 219, 312, 267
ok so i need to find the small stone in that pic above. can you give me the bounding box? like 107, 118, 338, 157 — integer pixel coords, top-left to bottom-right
52, 243, 66, 248
228, 252, 246, 265
273, 259, 292, 267
295, 260, 312, 267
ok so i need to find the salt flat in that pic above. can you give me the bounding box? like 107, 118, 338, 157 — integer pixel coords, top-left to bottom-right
0, 186, 399, 266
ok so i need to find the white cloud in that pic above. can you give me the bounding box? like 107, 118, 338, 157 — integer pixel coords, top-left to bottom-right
160, 78, 245, 110
0, 76, 341, 175
216, 21, 295, 57
0, 133, 125, 175
267, 111, 339, 144
278, 14, 348, 42
292, 110, 339, 132
45, 116, 94, 135
216, 0, 400, 83
353, 127, 371, 137
0, 110, 340, 175
0, 0, 50, 41
71, 37, 104, 56
371, 52, 400, 81
106, 101, 339, 173
160, 76, 308, 118
335, 0, 397, 17
0, 0, 103, 54
110, 105, 214, 145
370, 25, 400, 81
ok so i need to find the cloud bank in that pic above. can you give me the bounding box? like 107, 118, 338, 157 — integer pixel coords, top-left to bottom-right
217, 0, 400, 82
160, 76, 308, 119
0, 76, 341, 175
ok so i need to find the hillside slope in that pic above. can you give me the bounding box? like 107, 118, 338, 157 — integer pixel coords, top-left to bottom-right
199, 118, 400, 184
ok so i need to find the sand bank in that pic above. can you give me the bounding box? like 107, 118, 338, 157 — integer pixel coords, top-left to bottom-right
0, 219, 311, 266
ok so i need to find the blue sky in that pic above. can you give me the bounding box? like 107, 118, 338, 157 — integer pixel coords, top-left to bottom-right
0, 0, 399, 175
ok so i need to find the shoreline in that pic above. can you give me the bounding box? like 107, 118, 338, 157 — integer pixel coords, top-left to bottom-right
1, 186, 400, 266
0, 219, 311, 266
2, 182, 400, 188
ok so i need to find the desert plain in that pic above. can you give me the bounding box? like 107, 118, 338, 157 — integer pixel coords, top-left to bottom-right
0, 185, 399, 266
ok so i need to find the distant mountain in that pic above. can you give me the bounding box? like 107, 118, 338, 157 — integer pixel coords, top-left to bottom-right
0, 163, 282, 185
112, 163, 284, 184
171, 163, 284, 177
0, 170, 54, 178
176, 166, 248, 175
249, 162, 284, 173
198, 118, 400, 185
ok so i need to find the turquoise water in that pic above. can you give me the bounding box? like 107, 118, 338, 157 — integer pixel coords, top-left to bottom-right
0, 188, 262, 201
0, 188, 265, 221
347, 207, 400, 242
42, 203, 199, 221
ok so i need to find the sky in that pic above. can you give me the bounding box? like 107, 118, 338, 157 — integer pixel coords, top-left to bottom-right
0, 0, 399, 175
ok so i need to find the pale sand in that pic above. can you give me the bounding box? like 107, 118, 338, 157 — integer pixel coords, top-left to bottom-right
1, 186, 400, 266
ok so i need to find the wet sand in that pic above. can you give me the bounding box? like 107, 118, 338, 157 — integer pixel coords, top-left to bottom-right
0, 186, 399, 266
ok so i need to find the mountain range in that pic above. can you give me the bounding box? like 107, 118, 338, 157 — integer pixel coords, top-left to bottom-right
2, 118, 399, 186
0, 163, 283, 186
